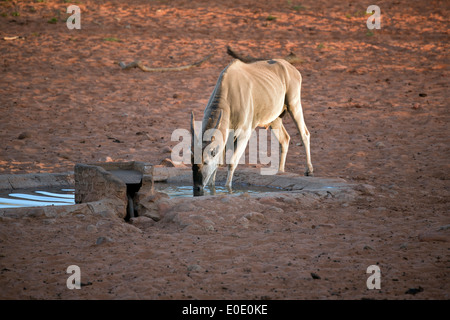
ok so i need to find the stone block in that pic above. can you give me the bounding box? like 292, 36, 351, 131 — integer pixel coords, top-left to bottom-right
75, 164, 127, 205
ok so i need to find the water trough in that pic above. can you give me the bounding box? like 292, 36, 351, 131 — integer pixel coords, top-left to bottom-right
0, 162, 362, 221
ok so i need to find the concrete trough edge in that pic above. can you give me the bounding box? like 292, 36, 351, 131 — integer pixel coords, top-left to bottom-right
0, 172, 74, 191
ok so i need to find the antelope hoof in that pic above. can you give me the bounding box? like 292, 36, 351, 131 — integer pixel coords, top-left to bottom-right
305, 170, 314, 177
193, 186, 204, 197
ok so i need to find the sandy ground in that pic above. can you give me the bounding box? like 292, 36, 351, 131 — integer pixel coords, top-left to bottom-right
0, 0, 449, 300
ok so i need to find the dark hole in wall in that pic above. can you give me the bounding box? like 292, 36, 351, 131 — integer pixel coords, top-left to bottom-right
124, 181, 142, 221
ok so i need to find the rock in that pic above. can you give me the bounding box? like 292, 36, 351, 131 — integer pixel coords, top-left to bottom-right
136, 131, 150, 139
236, 216, 249, 229
17, 131, 32, 140
375, 141, 385, 148
259, 197, 278, 206
172, 212, 192, 228
138, 206, 161, 221
187, 264, 203, 272
96, 236, 113, 245
160, 158, 186, 168
311, 272, 321, 280
135, 191, 169, 221
42, 219, 56, 225
267, 206, 284, 214
355, 184, 376, 196
130, 216, 156, 230
87, 199, 126, 219
130, 216, 156, 228
161, 146, 172, 154
244, 212, 266, 223
134, 190, 159, 203
276, 195, 297, 205
173, 212, 215, 231
160, 158, 176, 167
119, 221, 143, 234
405, 287, 423, 295
86, 224, 97, 233
318, 224, 334, 229
43, 203, 90, 218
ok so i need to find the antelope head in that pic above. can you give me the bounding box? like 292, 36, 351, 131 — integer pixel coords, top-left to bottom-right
190, 110, 224, 196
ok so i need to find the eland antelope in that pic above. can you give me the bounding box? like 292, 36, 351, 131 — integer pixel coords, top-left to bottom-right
191, 58, 313, 196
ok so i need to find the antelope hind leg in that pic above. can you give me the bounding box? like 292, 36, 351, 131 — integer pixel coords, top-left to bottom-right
270, 117, 290, 173
288, 104, 313, 176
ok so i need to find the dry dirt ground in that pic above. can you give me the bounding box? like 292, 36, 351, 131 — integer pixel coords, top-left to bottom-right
0, 0, 448, 300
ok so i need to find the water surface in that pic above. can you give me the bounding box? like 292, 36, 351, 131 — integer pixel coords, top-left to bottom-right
0, 188, 75, 209
155, 183, 280, 198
